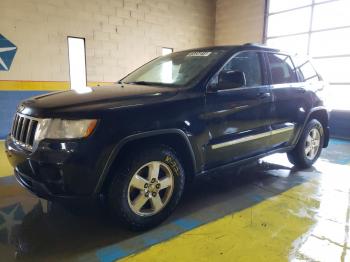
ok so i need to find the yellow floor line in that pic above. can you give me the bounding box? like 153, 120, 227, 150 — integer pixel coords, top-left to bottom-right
0, 141, 13, 177
120, 180, 324, 262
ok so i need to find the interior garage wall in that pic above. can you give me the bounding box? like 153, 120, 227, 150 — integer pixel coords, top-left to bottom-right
0, 0, 215, 138
0, 0, 215, 82
215, 0, 265, 45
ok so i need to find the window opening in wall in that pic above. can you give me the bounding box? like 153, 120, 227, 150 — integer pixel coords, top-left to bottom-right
68, 37, 88, 93
265, 0, 350, 110
161, 47, 174, 82
162, 47, 173, 56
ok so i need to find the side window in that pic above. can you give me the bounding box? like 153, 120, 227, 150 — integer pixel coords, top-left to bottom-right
294, 58, 320, 83
223, 51, 263, 87
267, 53, 298, 84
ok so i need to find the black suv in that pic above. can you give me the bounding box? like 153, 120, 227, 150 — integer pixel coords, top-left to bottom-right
5, 44, 329, 230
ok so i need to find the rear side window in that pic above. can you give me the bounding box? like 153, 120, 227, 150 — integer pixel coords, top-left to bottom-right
267, 53, 298, 84
223, 51, 263, 87
293, 56, 320, 83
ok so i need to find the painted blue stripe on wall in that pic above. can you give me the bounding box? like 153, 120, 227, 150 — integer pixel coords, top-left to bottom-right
0, 91, 48, 139
329, 110, 350, 140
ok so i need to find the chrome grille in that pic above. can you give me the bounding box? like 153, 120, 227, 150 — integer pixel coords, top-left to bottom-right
11, 113, 39, 150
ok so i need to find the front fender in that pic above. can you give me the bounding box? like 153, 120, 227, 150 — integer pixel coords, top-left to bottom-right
93, 128, 198, 194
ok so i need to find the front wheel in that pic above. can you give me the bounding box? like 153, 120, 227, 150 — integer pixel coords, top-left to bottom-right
287, 119, 324, 169
108, 145, 185, 231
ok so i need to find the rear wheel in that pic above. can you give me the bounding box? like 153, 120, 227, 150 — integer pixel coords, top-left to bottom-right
287, 119, 324, 169
108, 145, 185, 231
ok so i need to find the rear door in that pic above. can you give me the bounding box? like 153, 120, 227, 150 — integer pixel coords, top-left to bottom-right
204, 51, 274, 169
265, 52, 308, 149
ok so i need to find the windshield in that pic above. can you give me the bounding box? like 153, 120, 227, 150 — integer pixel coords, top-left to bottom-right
121, 49, 228, 87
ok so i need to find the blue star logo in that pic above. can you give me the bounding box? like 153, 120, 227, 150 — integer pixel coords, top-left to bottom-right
0, 34, 17, 71
0, 203, 24, 244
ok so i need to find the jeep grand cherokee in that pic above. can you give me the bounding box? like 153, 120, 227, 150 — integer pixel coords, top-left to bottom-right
5, 44, 329, 230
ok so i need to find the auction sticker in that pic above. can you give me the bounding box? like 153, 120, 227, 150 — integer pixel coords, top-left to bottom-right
187, 51, 212, 57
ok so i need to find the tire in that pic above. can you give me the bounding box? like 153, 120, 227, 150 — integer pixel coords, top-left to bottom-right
287, 119, 324, 169
108, 145, 185, 231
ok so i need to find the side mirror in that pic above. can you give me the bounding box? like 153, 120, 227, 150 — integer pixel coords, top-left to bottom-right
217, 70, 246, 90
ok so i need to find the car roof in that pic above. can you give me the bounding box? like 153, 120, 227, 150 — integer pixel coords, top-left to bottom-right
182, 43, 280, 53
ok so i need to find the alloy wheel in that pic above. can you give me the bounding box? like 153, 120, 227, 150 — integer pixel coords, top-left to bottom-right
127, 161, 174, 216
304, 128, 321, 160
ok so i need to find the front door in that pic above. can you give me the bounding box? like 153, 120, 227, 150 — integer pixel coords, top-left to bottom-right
204, 51, 273, 169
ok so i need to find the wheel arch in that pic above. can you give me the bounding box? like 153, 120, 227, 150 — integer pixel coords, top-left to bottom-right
301, 107, 329, 148
94, 129, 198, 194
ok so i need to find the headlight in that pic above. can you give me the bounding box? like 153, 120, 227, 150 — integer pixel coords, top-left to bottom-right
35, 119, 98, 141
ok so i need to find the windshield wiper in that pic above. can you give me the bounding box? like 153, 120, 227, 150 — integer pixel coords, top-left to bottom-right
123, 81, 178, 87
127, 81, 171, 86
124, 81, 157, 85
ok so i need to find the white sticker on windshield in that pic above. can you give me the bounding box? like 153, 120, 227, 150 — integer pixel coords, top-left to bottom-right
187, 51, 212, 57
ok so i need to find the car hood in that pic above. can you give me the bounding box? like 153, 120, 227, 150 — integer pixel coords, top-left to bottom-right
20, 84, 179, 117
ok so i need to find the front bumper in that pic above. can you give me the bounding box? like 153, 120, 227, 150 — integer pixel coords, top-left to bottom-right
5, 135, 106, 202
14, 167, 88, 202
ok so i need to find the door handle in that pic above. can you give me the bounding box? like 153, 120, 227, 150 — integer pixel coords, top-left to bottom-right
257, 92, 271, 99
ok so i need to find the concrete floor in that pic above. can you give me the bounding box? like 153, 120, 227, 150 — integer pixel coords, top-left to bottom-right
0, 139, 350, 261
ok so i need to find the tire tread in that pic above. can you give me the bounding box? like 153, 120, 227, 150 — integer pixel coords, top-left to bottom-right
287, 119, 324, 169
108, 144, 185, 231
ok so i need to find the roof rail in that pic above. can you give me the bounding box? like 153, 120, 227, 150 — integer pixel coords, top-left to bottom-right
243, 42, 280, 51
243, 43, 267, 47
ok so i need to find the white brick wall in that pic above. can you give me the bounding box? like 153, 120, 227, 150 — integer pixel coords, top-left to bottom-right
215, 0, 265, 45
0, 0, 215, 82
